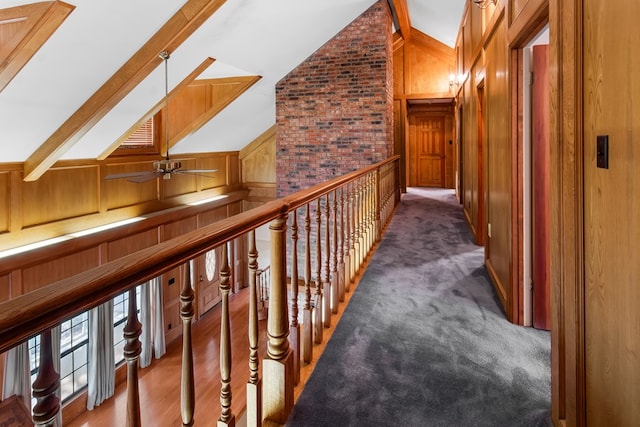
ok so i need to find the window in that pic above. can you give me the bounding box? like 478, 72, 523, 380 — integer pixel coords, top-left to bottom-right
27, 287, 142, 405
111, 114, 161, 156
113, 288, 142, 365
28, 312, 89, 404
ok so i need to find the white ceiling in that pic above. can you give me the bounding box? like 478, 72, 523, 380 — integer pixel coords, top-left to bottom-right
0, 0, 465, 164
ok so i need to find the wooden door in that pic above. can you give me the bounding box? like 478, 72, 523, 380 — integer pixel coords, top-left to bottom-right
413, 115, 445, 187
195, 248, 221, 318
531, 44, 550, 331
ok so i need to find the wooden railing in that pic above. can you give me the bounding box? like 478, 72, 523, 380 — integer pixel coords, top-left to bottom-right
0, 156, 400, 426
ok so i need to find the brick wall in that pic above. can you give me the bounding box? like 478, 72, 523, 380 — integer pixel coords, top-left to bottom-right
275, 1, 394, 197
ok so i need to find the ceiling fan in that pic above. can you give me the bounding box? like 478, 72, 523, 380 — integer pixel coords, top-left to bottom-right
105, 51, 217, 183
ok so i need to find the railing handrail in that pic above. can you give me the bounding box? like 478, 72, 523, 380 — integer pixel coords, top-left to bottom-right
0, 156, 400, 354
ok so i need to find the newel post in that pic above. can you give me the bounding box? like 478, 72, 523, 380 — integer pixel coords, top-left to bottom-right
263, 214, 294, 424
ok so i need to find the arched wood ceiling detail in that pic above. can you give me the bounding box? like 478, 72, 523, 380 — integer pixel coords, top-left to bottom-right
0, 1, 74, 93
22, 0, 227, 182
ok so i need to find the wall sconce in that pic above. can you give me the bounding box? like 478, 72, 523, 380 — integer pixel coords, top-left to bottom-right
449, 73, 460, 91
473, 0, 497, 9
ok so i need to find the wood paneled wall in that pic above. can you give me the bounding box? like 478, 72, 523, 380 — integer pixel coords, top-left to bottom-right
0, 152, 241, 253
239, 125, 276, 210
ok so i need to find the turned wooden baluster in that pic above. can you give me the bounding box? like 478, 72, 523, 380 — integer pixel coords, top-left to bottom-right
218, 243, 235, 426
330, 190, 339, 314
180, 262, 195, 426
375, 168, 381, 242
289, 211, 300, 385
348, 181, 356, 286
263, 215, 294, 424
247, 230, 262, 426
322, 193, 331, 328
367, 173, 374, 252
337, 187, 346, 302
32, 329, 60, 427
313, 199, 323, 344
123, 288, 142, 427
302, 204, 313, 363
353, 178, 362, 272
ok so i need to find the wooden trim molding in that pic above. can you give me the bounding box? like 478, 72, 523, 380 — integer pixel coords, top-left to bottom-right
0, 1, 74, 93
22, 0, 227, 182
549, 0, 585, 424
389, 0, 411, 41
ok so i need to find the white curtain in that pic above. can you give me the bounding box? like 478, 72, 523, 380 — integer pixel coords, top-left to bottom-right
2, 342, 31, 411
140, 278, 166, 368
86, 301, 114, 411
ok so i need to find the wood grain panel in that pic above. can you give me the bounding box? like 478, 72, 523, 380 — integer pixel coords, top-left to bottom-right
406, 30, 454, 96
161, 266, 183, 343
197, 206, 228, 228
462, 75, 479, 235
163, 216, 197, 241
22, 166, 99, 227
104, 161, 159, 209
393, 42, 405, 95
0, 172, 8, 232
0, 274, 10, 303
0, 1, 74, 93
199, 155, 229, 190
584, 0, 640, 424
106, 228, 158, 261
227, 153, 240, 186
241, 130, 275, 184
484, 16, 511, 312
160, 159, 198, 199
22, 247, 99, 294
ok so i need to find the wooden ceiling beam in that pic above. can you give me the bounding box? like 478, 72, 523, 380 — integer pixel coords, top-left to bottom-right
23, 0, 227, 182
0, 1, 75, 94
97, 57, 216, 160
389, 0, 411, 41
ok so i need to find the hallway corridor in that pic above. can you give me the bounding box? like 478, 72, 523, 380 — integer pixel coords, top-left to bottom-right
287, 188, 551, 426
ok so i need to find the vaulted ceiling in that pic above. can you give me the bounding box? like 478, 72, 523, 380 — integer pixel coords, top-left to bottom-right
0, 0, 465, 180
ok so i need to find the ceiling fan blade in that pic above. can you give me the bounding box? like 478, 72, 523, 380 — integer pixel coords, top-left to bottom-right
127, 172, 162, 183
104, 171, 152, 180
173, 170, 218, 179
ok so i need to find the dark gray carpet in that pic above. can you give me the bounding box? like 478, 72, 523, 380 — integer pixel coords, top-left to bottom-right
286, 188, 551, 427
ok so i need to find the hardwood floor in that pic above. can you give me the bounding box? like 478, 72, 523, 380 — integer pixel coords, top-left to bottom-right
65, 273, 363, 426
66, 286, 268, 427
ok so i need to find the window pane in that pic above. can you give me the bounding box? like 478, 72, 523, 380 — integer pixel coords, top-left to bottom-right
60, 353, 73, 378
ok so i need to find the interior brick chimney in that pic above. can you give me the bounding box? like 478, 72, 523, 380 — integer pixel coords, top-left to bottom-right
275, 0, 394, 197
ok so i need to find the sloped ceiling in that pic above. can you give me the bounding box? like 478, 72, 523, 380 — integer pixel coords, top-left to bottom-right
0, 0, 465, 173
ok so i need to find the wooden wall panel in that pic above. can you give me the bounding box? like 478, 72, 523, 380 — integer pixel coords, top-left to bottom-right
106, 229, 159, 261
241, 135, 275, 184
163, 216, 197, 241
228, 153, 240, 186
105, 161, 158, 210
0, 172, 8, 233
406, 31, 454, 95
393, 42, 405, 94
583, 0, 640, 424
197, 206, 228, 228
22, 247, 100, 293
0, 274, 10, 303
200, 156, 228, 190
462, 76, 479, 234
22, 166, 99, 227
161, 159, 198, 199
161, 266, 183, 343
484, 17, 511, 309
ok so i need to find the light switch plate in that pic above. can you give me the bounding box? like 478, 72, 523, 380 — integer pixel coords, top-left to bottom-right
597, 135, 609, 169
